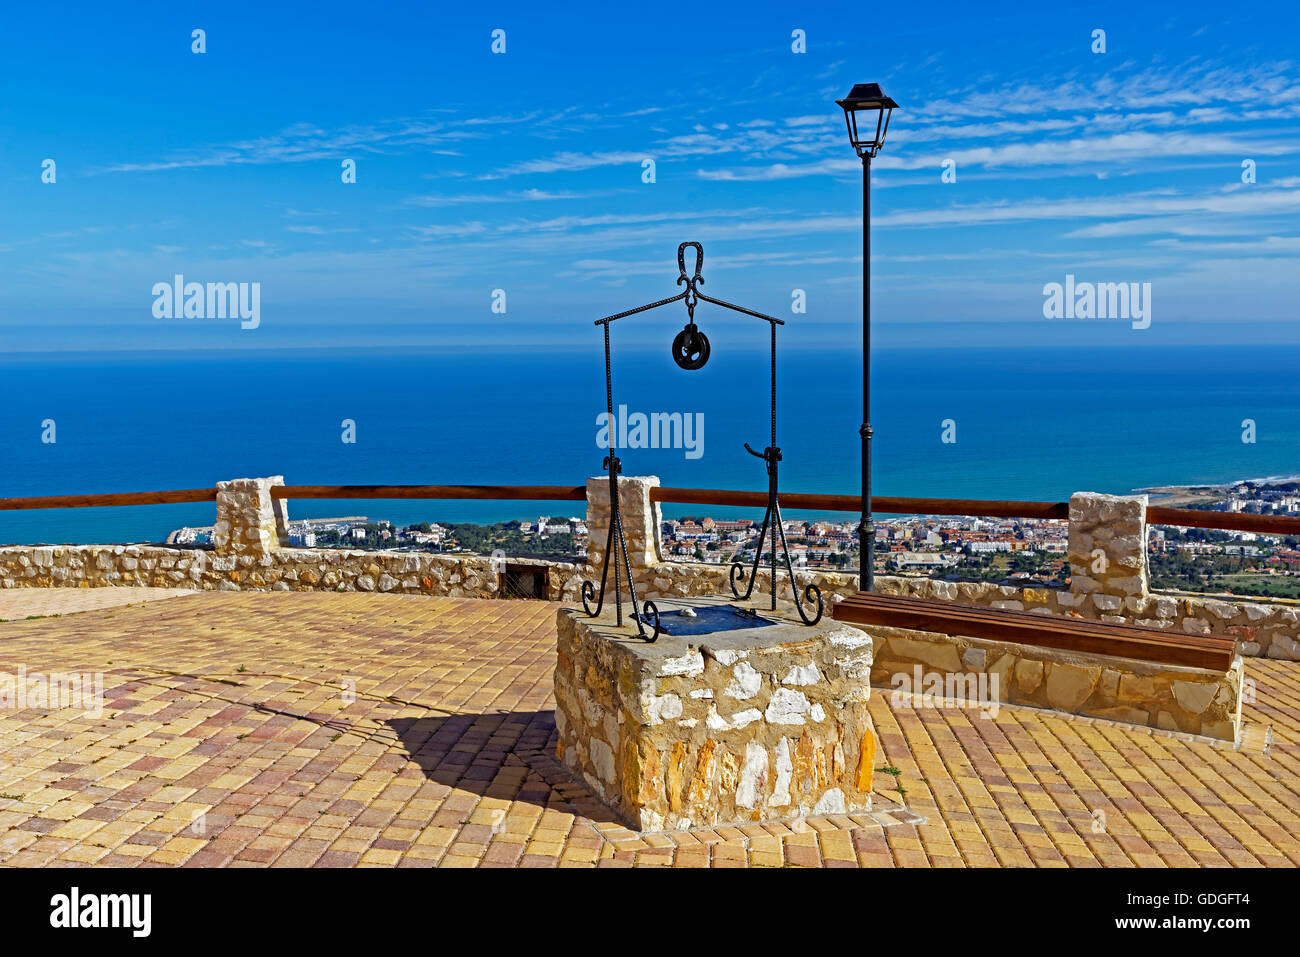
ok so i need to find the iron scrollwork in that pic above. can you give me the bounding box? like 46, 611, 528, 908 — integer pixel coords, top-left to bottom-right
672, 241, 710, 370
581, 241, 823, 640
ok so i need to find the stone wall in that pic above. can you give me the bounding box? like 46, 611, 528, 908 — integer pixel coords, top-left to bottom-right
0, 475, 582, 601
1, 473, 1297, 661
584, 477, 1300, 660
0, 543, 583, 601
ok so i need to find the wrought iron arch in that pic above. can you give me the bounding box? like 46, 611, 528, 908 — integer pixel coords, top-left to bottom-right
581, 241, 824, 642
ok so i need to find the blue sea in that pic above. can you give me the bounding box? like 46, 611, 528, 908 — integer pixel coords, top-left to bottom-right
1, 343, 1297, 544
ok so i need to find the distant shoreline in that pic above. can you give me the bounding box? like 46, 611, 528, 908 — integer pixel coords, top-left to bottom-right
1134, 474, 1300, 507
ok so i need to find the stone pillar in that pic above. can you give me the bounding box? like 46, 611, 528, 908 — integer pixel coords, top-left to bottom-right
1068, 492, 1149, 612
585, 474, 662, 572
271, 492, 291, 543
214, 476, 288, 558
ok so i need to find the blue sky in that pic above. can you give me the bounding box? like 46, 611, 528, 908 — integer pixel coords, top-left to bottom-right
2, 0, 1298, 354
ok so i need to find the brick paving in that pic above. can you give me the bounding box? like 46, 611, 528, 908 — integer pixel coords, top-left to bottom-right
0, 592, 1295, 868
0, 586, 194, 621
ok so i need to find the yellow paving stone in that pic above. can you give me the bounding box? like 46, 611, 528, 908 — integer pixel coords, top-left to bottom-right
401, 845, 443, 862
113, 843, 156, 858
148, 846, 196, 865
211, 774, 253, 789
60, 844, 112, 864
329, 838, 374, 854
530, 827, 569, 846
50, 818, 108, 841
0, 591, 1297, 870
524, 841, 564, 858
161, 836, 209, 855
414, 827, 458, 846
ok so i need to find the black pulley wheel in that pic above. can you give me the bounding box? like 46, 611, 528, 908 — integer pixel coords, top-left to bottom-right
671, 326, 710, 370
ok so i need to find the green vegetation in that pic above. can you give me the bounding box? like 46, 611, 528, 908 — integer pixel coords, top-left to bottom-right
944, 550, 1066, 586
440, 522, 577, 558
1217, 575, 1300, 600
1149, 537, 1299, 597
313, 519, 580, 560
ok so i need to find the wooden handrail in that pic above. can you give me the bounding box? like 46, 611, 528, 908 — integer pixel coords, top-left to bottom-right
270, 484, 587, 502
1145, 506, 1300, 536
650, 487, 1070, 519
651, 486, 1300, 534
0, 482, 1295, 537
0, 488, 217, 511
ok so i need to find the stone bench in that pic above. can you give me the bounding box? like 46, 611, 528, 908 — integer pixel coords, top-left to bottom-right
833, 592, 1243, 741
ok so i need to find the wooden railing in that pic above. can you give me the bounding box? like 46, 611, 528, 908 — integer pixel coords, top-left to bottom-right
651, 487, 1070, 520
1143, 506, 1300, 536
652, 487, 1300, 535
270, 484, 586, 502
0, 488, 217, 510
0, 483, 1296, 536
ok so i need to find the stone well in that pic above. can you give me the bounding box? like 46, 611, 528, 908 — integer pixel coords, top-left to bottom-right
554, 595, 877, 832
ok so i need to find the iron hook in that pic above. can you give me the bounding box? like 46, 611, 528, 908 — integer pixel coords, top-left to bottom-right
677, 241, 704, 287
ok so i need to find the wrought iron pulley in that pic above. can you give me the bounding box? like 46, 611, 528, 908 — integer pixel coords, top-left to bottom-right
672, 241, 710, 370
671, 323, 710, 370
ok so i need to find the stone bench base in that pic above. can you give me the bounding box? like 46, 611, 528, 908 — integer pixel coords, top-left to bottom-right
867, 625, 1243, 742
554, 596, 877, 832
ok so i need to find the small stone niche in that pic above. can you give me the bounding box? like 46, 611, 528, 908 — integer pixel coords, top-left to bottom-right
554, 596, 877, 832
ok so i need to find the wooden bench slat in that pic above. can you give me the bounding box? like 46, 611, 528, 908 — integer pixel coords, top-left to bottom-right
845, 597, 1229, 653
832, 592, 1236, 672
836, 592, 1230, 650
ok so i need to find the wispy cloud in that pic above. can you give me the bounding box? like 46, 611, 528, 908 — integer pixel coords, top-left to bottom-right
484, 150, 649, 178
402, 188, 613, 207
98, 111, 581, 174
285, 224, 358, 235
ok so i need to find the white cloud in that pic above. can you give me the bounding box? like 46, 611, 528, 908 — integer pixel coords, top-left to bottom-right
402, 188, 609, 206
488, 150, 647, 177
699, 158, 858, 181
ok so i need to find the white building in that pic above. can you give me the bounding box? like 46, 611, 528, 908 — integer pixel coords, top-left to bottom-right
891, 551, 956, 570
967, 541, 1012, 554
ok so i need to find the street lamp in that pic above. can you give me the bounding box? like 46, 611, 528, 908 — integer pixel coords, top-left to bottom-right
836, 82, 898, 591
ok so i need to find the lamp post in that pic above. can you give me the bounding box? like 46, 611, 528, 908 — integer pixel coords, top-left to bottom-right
836, 82, 898, 592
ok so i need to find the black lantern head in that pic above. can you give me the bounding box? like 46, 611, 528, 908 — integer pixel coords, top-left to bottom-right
836, 83, 898, 159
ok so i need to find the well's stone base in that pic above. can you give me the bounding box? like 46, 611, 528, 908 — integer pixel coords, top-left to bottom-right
869, 625, 1244, 741
555, 596, 877, 832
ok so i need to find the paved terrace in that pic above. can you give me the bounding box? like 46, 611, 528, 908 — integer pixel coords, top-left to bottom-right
0, 591, 1296, 868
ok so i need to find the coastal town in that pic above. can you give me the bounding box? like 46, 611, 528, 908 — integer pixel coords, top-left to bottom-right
165, 479, 1300, 599
168, 514, 590, 560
